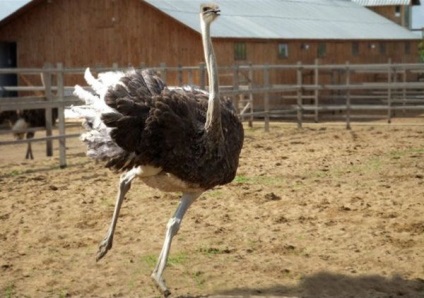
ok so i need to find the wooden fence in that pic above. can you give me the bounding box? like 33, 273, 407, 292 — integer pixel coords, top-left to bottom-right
1, 61, 424, 167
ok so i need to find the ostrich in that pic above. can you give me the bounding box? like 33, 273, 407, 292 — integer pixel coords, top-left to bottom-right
73, 3, 243, 296
0, 109, 58, 159
11, 109, 58, 159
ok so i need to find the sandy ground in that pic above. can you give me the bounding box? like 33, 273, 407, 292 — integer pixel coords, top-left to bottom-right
0, 118, 423, 298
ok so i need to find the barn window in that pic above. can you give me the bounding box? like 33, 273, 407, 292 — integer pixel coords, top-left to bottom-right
395, 5, 401, 17
317, 43, 326, 58
405, 42, 411, 54
352, 42, 360, 56
379, 43, 386, 54
234, 42, 247, 61
278, 43, 289, 59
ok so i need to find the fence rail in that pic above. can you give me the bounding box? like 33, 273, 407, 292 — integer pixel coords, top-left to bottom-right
1, 61, 424, 167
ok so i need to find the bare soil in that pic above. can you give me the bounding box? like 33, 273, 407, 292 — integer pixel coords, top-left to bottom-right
1, 118, 424, 298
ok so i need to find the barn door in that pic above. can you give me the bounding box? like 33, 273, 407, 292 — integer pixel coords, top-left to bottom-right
0, 42, 17, 97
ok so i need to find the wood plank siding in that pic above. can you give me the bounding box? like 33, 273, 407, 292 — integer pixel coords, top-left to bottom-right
368, 5, 410, 27
0, 0, 206, 85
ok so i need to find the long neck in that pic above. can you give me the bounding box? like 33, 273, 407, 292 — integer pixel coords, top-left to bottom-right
201, 18, 222, 137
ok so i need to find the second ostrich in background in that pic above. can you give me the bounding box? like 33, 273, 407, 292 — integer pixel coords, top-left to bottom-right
73, 3, 243, 296
12, 109, 58, 159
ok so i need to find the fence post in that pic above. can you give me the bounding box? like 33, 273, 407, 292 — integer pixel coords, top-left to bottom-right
177, 64, 183, 86
402, 69, 406, 114
248, 63, 254, 127
345, 61, 351, 130
56, 63, 67, 168
314, 58, 319, 123
263, 64, 270, 132
296, 61, 303, 129
387, 59, 392, 124
160, 63, 167, 84
188, 67, 193, 85
233, 64, 240, 114
42, 63, 54, 157
199, 62, 206, 90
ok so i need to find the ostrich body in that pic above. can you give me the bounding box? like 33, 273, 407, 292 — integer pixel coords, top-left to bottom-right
73, 3, 242, 296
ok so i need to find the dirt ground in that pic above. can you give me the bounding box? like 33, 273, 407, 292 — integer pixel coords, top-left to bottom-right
0, 117, 424, 298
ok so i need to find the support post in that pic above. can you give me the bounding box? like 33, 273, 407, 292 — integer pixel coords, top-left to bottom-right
248, 63, 254, 127
56, 63, 66, 168
42, 63, 53, 157
402, 69, 406, 115
345, 61, 351, 130
263, 65, 270, 132
314, 58, 319, 123
199, 62, 206, 90
177, 64, 183, 86
296, 61, 303, 129
233, 64, 240, 114
160, 63, 167, 84
387, 59, 392, 124
188, 67, 193, 85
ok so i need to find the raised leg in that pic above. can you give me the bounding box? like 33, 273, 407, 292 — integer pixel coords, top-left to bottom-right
96, 166, 161, 261
151, 191, 202, 296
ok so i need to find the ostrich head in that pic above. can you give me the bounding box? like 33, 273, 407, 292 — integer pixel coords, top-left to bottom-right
200, 3, 220, 23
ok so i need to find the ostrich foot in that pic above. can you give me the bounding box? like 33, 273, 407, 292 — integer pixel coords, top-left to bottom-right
151, 273, 171, 297
96, 235, 113, 261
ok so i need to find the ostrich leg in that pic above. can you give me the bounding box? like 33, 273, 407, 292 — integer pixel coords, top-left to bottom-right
151, 191, 201, 296
26, 142, 33, 160
96, 166, 161, 261
26, 133, 34, 160
96, 170, 135, 261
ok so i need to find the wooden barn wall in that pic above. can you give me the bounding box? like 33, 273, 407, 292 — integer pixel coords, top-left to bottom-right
214, 38, 419, 86
369, 5, 407, 27
0, 0, 206, 86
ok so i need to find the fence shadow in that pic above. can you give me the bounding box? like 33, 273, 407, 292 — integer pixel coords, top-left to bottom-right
210, 272, 424, 298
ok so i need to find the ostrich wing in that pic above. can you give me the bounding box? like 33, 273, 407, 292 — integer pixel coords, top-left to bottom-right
101, 70, 243, 189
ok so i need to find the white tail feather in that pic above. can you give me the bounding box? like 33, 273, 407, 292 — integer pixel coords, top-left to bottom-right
73, 68, 126, 160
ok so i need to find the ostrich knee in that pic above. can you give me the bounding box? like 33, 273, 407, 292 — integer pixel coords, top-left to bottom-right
167, 217, 182, 237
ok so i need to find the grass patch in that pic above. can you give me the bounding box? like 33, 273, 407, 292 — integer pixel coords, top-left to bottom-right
4, 284, 15, 298
207, 189, 223, 198
168, 252, 188, 266
140, 251, 189, 268
198, 246, 234, 257
58, 289, 69, 298
234, 175, 282, 186
3, 169, 22, 178
141, 254, 157, 267
191, 271, 206, 288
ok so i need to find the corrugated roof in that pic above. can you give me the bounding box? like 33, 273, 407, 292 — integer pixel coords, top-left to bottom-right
0, 0, 31, 21
145, 0, 419, 40
351, 0, 419, 6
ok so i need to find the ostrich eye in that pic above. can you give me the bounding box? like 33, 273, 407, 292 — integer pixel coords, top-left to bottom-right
203, 6, 210, 12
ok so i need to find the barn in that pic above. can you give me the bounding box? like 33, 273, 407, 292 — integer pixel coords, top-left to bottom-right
0, 0, 421, 87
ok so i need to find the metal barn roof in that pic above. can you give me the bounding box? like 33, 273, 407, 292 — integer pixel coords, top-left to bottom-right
145, 0, 420, 40
351, 0, 420, 6
0, 0, 31, 21
0, 0, 420, 40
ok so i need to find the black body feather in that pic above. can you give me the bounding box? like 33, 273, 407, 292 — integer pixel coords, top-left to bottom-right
101, 69, 244, 190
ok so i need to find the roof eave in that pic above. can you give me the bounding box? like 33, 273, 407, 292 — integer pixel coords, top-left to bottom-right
0, 0, 43, 28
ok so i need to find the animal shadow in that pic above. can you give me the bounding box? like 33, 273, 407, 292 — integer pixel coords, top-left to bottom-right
180, 271, 424, 298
